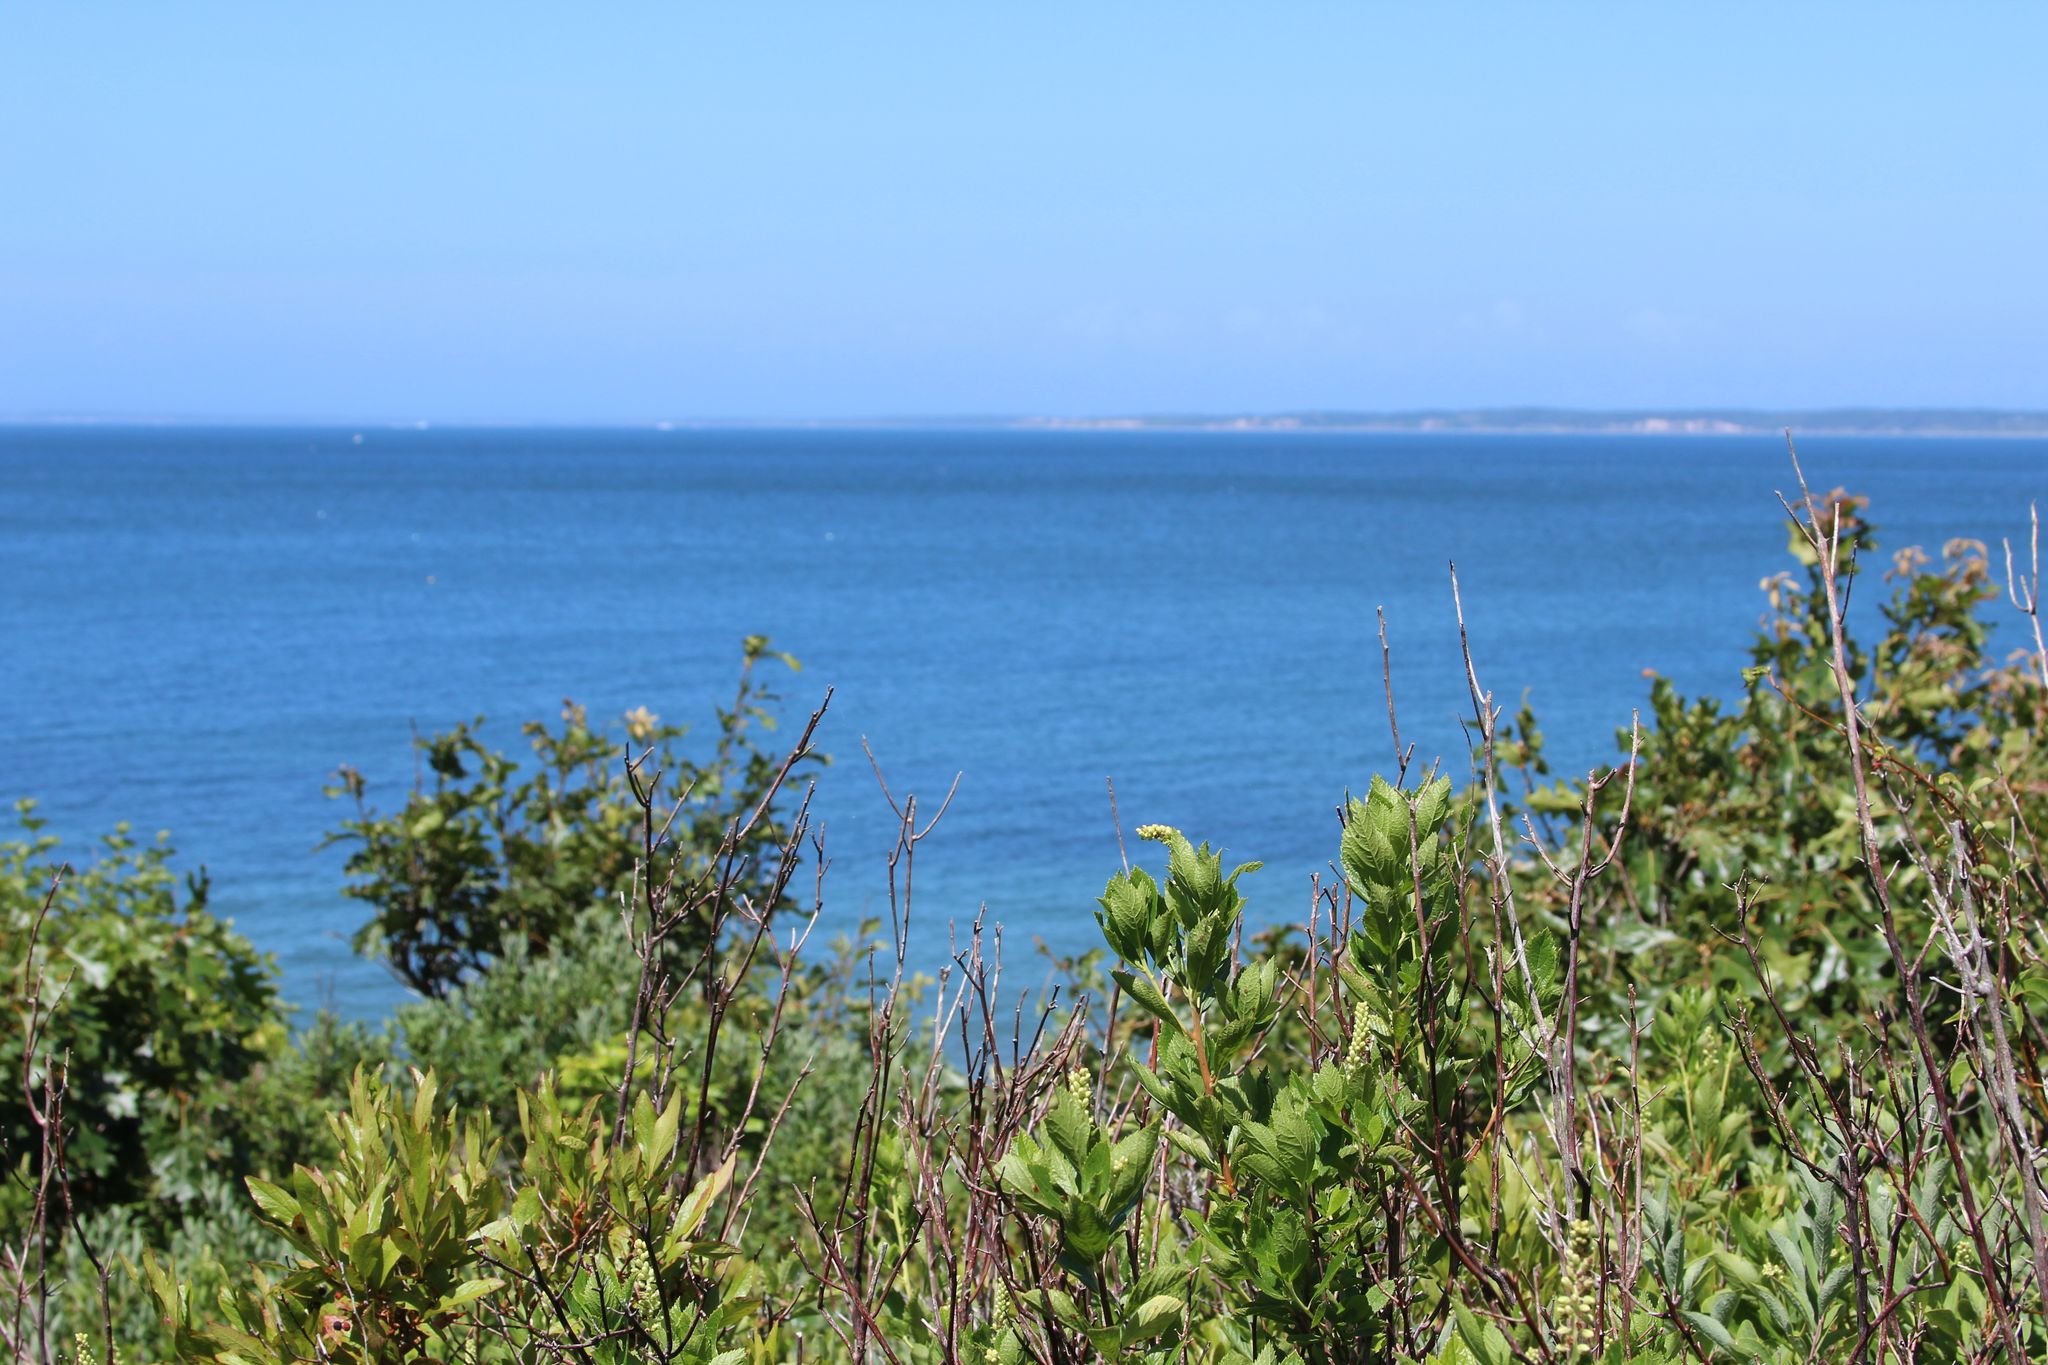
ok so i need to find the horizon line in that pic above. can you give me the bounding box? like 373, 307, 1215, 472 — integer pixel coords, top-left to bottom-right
7, 405, 2048, 438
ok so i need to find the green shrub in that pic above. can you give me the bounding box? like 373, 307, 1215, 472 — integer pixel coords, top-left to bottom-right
1, 808, 287, 1223
324, 637, 811, 998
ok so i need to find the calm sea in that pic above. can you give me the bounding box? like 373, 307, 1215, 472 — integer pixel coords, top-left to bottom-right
3, 426, 2041, 1016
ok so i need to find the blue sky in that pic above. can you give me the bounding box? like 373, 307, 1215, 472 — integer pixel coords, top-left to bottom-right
4, 4, 2043, 421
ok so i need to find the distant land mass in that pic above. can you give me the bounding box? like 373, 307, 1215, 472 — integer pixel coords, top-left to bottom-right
1009, 408, 2048, 437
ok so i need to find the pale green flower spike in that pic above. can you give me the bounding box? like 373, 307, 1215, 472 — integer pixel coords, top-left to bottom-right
1067, 1065, 1092, 1108
1344, 1000, 1373, 1079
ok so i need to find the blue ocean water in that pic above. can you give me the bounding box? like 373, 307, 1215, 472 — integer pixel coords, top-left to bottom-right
3, 426, 2042, 1016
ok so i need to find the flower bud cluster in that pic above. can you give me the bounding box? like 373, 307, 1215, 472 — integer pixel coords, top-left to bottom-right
1553, 1218, 1601, 1359
1067, 1065, 1092, 1109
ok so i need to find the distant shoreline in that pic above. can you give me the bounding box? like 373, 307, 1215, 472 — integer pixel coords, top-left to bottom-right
1007, 409, 2048, 438
6, 409, 2048, 438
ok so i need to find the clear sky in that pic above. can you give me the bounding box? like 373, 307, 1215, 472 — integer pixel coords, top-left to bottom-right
4, 4, 2044, 422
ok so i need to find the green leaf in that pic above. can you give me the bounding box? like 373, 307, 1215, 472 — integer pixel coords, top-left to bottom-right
1127, 1293, 1185, 1340
1060, 1200, 1113, 1259
1044, 1086, 1094, 1165
1712, 1249, 1763, 1290
1411, 776, 1452, 837
1523, 930, 1561, 1004
1340, 801, 1401, 901
1030, 1286, 1084, 1327
648, 1090, 682, 1166
1098, 871, 1158, 962
1106, 1125, 1160, 1212
1684, 1310, 1739, 1353
1452, 1302, 1512, 1365
676, 1152, 736, 1238
1163, 1125, 1215, 1167
1113, 968, 1181, 1034
432, 1278, 502, 1315
245, 1177, 300, 1227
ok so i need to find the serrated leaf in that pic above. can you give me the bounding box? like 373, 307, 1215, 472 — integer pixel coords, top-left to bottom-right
1098, 871, 1157, 962
1163, 1125, 1215, 1167
1044, 1086, 1094, 1165
1106, 1125, 1159, 1213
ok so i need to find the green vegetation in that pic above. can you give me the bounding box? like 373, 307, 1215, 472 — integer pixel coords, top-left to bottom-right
7, 475, 2048, 1364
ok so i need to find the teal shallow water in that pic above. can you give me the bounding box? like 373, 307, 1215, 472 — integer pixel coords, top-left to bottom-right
3, 426, 2041, 1015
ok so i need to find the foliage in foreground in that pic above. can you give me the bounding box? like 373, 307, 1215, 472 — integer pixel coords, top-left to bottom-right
7, 475, 2048, 1364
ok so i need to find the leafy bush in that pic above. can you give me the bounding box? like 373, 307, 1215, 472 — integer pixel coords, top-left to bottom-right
1, 808, 287, 1222
325, 637, 810, 998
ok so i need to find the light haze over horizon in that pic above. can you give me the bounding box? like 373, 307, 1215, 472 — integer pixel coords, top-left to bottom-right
5, 4, 2044, 423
